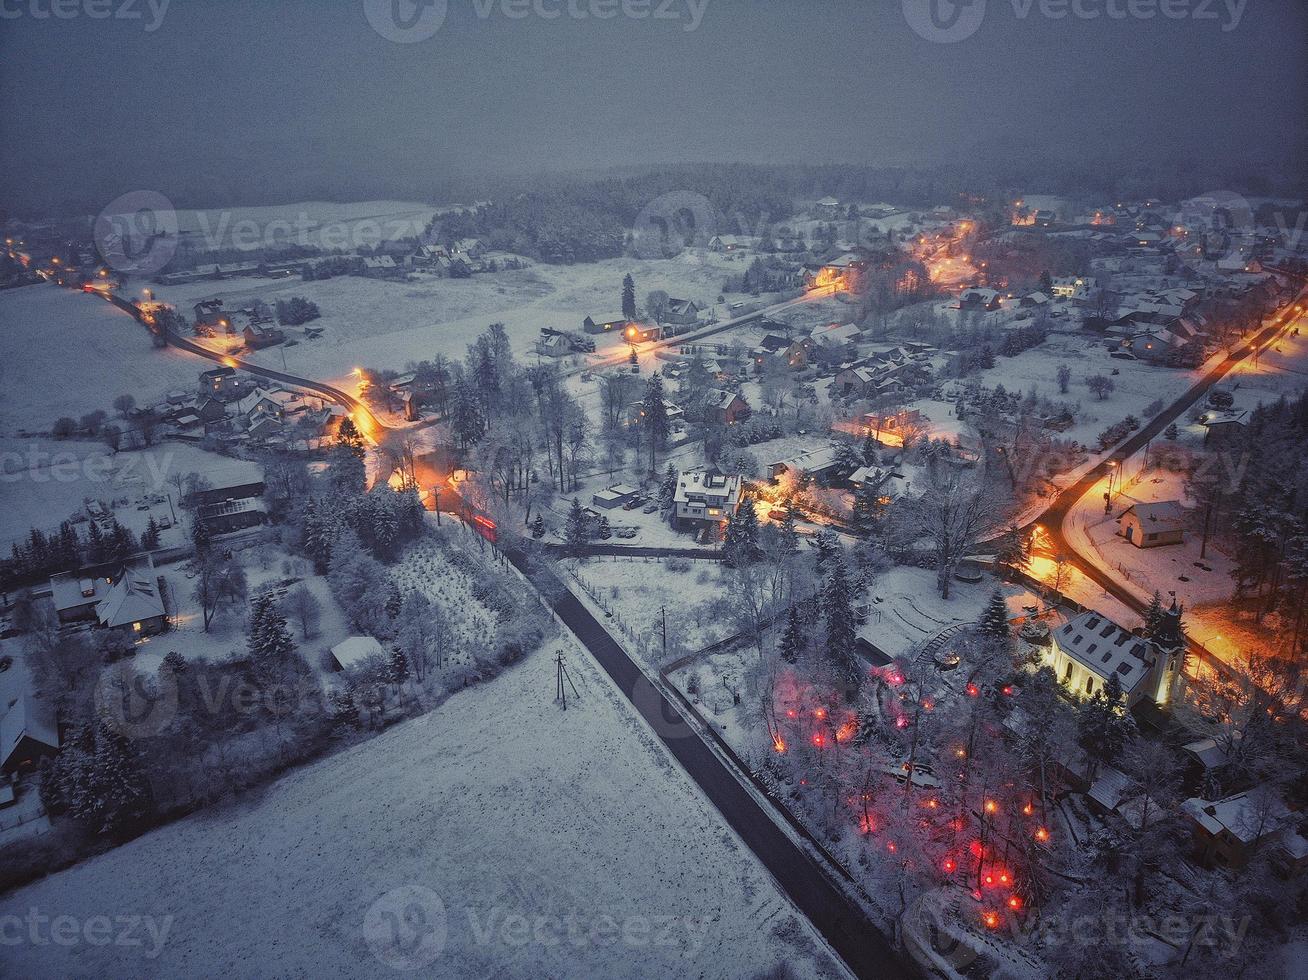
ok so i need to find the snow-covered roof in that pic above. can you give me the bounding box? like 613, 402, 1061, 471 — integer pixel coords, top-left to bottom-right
96, 558, 164, 629
771, 445, 841, 474
811, 322, 861, 346
49, 572, 109, 613
1181, 792, 1288, 844
1, 695, 59, 765
674, 469, 742, 509
1119, 500, 1188, 534
331, 636, 387, 670
1053, 611, 1152, 694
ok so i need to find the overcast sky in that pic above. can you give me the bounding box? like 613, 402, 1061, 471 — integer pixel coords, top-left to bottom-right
2, 0, 1304, 212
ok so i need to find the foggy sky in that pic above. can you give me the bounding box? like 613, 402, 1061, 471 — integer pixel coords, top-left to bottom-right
2, 0, 1304, 213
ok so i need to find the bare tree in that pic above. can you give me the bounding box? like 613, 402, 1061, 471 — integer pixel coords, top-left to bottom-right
916, 453, 997, 598
282, 584, 322, 640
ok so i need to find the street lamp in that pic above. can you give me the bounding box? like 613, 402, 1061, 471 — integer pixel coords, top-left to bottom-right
1104, 460, 1118, 514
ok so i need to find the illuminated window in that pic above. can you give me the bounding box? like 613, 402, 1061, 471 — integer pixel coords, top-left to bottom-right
133, 622, 142, 632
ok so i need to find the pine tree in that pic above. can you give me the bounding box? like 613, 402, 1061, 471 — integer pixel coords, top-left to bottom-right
779, 604, 806, 664
564, 498, 589, 550
658, 464, 678, 517
852, 487, 879, 534
1076, 673, 1137, 772
337, 416, 366, 460
1143, 590, 1165, 640
191, 516, 211, 556
141, 516, 161, 551
780, 506, 799, 554
388, 647, 409, 687
822, 557, 861, 698
642, 374, 669, 472
530, 514, 546, 538
622, 273, 636, 320
247, 593, 295, 663
978, 588, 1010, 640
861, 427, 878, 465
385, 581, 403, 619
724, 502, 759, 566
301, 498, 335, 573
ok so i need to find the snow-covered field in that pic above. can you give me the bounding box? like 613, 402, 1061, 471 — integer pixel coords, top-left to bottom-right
0, 639, 843, 979
156, 252, 755, 386
0, 440, 254, 550
168, 200, 439, 254
0, 284, 208, 434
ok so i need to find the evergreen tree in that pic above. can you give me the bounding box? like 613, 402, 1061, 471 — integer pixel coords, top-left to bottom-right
190, 517, 211, 557
724, 502, 760, 566
822, 557, 862, 698
658, 464, 678, 517
1077, 673, 1137, 772
337, 416, 366, 460
141, 516, 161, 551
385, 581, 403, 619
780, 506, 800, 554
852, 486, 879, 534
564, 498, 589, 550
779, 604, 806, 664
978, 588, 1010, 640
301, 498, 335, 573
641, 373, 669, 472
326, 443, 366, 496
1143, 590, 1165, 640
530, 514, 546, 538
247, 593, 295, 664
621, 273, 636, 320
861, 427, 879, 465
388, 648, 409, 687
329, 687, 359, 728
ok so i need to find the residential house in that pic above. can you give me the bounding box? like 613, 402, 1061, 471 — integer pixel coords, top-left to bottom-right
810, 322, 862, 349
48, 571, 112, 623
362, 255, 400, 277
197, 497, 267, 534
769, 445, 843, 483
863, 409, 923, 447
0, 696, 59, 775
592, 485, 641, 510
330, 635, 387, 672
1033, 210, 1057, 227
673, 469, 743, 531
243, 323, 285, 349
199, 366, 245, 399
94, 555, 167, 638
751, 334, 811, 373
959, 287, 1001, 312
193, 299, 231, 334
534, 330, 572, 358
1050, 276, 1101, 302
1117, 500, 1188, 548
1201, 410, 1248, 448
583, 313, 631, 335
626, 398, 685, 430
703, 388, 751, 426
189, 462, 266, 508
708, 235, 753, 254
1180, 792, 1291, 869
832, 364, 883, 400
814, 196, 842, 219
662, 298, 702, 327
1020, 291, 1051, 308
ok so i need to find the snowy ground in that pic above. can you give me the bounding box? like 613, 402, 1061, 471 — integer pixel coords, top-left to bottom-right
0, 440, 256, 551
0, 284, 209, 435
157, 252, 759, 388
0, 639, 844, 980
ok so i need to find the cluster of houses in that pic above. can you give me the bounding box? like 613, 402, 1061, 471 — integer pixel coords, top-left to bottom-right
156, 367, 342, 450
192, 298, 288, 348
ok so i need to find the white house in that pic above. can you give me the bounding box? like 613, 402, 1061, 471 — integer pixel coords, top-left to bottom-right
673, 469, 743, 532
331, 635, 387, 672
1040, 609, 1180, 708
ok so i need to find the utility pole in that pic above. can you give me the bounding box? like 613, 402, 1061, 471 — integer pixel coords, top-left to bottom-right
433, 486, 441, 525
661, 605, 667, 656
555, 650, 579, 710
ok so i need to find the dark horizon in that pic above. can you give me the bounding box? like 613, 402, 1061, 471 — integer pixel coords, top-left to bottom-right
2, 0, 1305, 214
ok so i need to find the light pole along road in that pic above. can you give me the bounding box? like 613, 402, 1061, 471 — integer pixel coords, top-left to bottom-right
97, 285, 912, 979
1023, 279, 1308, 677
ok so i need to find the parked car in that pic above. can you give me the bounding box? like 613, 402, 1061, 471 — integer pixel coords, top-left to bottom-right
642, 502, 659, 514
615, 527, 638, 539
878, 762, 941, 790
622, 496, 646, 511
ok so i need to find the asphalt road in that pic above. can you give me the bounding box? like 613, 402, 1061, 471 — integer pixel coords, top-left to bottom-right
1030, 284, 1308, 669
507, 552, 912, 980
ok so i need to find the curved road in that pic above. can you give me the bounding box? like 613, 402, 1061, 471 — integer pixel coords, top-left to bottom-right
1028, 280, 1307, 673
94, 285, 910, 978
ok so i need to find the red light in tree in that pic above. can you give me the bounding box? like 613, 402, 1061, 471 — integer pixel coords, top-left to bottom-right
969, 840, 983, 858
814, 707, 827, 720
895, 715, 908, 729
943, 859, 956, 873
772, 736, 787, 753
1022, 803, 1034, 816
812, 733, 826, 748
1002, 685, 1014, 696
886, 841, 897, 853
999, 872, 1011, 885
966, 683, 980, 697
1035, 827, 1050, 842
984, 873, 994, 886
785, 708, 797, 719
984, 800, 998, 814
925, 798, 939, 809
1008, 896, 1022, 910
983, 911, 1000, 928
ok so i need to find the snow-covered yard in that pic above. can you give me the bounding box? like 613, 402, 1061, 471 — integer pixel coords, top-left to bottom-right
0, 639, 843, 979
